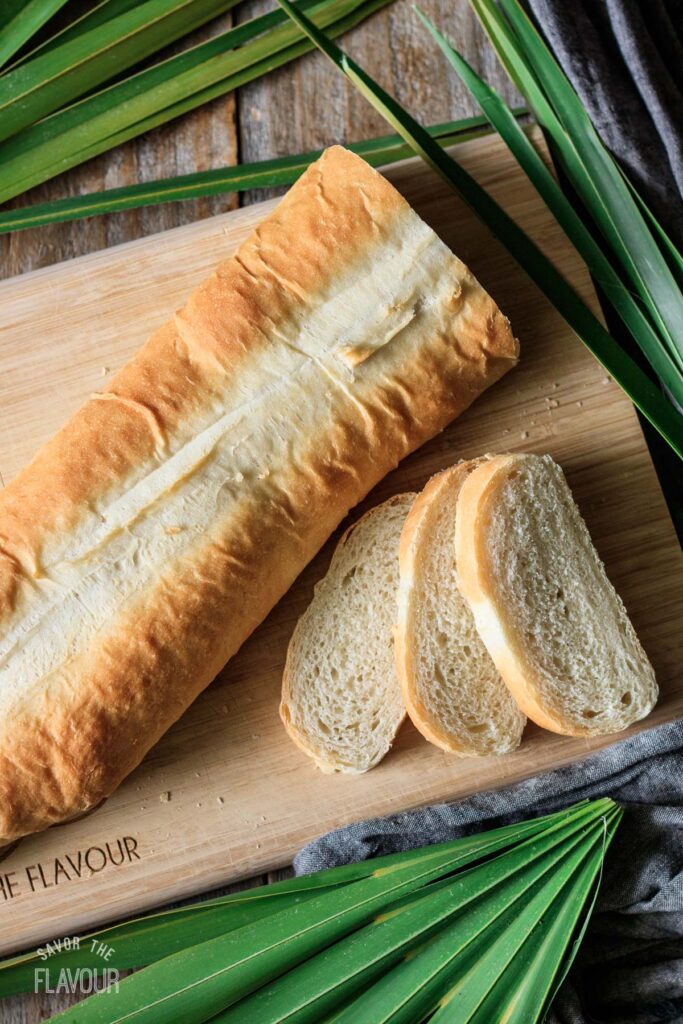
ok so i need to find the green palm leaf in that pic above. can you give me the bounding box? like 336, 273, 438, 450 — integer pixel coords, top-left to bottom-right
5, 0, 146, 67
330, 806, 620, 1023
1, 886, 330, 1000
467, 838, 607, 1024
0, 809, 561, 998
0, 0, 242, 144
211, 801, 617, 1024
414, 8, 683, 407
623, 174, 683, 291
44, 810, 581, 1023
0, 0, 389, 207
274, 0, 683, 459
0, 0, 69, 70
473, 0, 683, 374
431, 825, 614, 1023
0, 114, 516, 234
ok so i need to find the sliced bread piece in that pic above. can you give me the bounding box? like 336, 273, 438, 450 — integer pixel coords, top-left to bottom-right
281, 493, 415, 773
396, 461, 526, 756
455, 453, 658, 737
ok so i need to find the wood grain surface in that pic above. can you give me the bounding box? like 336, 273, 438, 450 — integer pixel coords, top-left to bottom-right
0, 3, 677, 1022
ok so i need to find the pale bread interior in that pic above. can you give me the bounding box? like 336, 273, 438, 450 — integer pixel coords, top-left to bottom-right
460, 453, 658, 736
397, 462, 525, 755
281, 494, 415, 773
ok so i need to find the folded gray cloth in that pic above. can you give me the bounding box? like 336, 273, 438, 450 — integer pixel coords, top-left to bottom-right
526, 0, 683, 248
295, 720, 683, 1023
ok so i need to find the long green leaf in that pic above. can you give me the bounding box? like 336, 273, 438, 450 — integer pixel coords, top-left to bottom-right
44, 809, 588, 1024
274, 0, 683, 459
4, 0, 149, 69
480, 0, 683, 373
623, 172, 683, 292
212, 802, 618, 1024
1, 890, 327, 1000
0, 0, 242, 144
324, 804, 620, 1023
0, 808, 559, 998
467, 0, 678, 364
0, 114, 520, 234
0, 0, 387, 206
431, 822, 617, 1023
414, 9, 683, 407
507, 818, 617, 1024
0, 0, 69, 69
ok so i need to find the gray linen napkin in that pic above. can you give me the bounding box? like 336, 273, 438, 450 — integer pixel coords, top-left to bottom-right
295, 720, 683, 1023
526, 0, 683, 246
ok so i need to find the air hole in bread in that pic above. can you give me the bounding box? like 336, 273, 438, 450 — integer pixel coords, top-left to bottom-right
621, 692, 632, 706
582, 708, 598, 719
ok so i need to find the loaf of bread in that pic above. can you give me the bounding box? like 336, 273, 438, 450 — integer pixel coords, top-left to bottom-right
281, 493, 414, 773
396, 462, 526, 755
455, 453, 657, 736
0, 146, 518, 844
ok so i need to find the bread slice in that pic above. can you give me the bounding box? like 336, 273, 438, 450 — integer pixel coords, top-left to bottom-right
396, 462, 526, 755
281, 493, 415, 773
455, 453, 658, 737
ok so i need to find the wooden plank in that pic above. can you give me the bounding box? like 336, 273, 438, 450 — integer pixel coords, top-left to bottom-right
236, 0, 523, 205
0, 131, 680, 962
0, 14, 239, 282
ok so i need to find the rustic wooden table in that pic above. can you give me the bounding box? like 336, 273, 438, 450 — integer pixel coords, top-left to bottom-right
1, 1, 520, 1018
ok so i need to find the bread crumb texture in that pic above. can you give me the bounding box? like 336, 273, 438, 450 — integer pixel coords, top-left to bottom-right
471, 453, 657, 736
397, 462, 525, 755
281, 494, 415, 773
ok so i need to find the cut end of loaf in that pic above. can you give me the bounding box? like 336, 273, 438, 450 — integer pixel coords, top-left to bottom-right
281, 493, 415, 773
456, 453, 658, 737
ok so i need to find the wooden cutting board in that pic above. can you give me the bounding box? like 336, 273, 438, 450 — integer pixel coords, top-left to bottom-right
0, 130, 681, 957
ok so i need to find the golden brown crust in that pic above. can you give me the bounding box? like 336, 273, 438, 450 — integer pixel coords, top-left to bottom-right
0, 146, 518, 843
